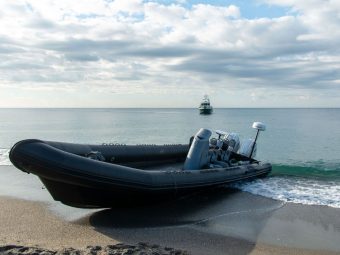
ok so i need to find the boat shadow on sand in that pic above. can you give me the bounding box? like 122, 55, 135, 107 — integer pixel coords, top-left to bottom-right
86, 187, 283, 255
88, 187, 240, 228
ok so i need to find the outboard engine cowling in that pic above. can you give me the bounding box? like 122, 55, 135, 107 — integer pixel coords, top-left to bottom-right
226, 133, 240, 153
184, 128, 212, 170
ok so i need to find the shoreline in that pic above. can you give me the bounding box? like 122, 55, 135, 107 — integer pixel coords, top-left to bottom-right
1, 165, 340, 254
1, 195, 339, 254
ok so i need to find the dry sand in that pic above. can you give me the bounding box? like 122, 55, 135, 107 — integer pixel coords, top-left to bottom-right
0, 165, 340, 254
0, 196, 339, 254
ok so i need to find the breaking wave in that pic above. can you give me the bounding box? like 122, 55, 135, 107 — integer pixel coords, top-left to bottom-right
232, 161, 340, 208
0, 149, 10, 165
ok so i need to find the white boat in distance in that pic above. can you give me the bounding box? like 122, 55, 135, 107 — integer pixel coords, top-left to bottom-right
199, 95, 213, 114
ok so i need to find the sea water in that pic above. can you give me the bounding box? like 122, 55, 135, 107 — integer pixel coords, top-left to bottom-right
0, 108, 339, 208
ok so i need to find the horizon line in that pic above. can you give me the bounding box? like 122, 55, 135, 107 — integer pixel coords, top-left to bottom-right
1, 107, 340, 109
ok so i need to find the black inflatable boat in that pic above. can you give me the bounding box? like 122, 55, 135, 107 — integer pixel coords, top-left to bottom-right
9, 126, 271, 208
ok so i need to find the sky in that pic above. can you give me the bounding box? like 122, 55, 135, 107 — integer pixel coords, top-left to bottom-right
0, 0, 340, 108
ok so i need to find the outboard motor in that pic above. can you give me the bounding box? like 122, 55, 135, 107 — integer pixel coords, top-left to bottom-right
225, 133, 240, 153
184, 128, 212, 170
214, 130, 228, 149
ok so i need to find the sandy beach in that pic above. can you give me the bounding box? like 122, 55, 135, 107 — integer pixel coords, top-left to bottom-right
1, 165, 340, 255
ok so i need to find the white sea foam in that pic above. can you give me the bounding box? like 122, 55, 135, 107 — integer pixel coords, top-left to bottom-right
232, 177, 340, 208
0, 149, 11, 165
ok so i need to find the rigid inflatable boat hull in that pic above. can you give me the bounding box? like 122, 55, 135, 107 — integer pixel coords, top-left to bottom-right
10, 139, 271, 208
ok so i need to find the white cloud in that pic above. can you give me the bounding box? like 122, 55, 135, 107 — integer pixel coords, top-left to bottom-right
0, 0, 340, 107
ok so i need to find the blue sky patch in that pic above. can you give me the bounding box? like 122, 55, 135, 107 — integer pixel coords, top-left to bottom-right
144, 0, 293, 19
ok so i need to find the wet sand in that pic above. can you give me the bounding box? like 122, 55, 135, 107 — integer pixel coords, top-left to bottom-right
1, 165, 340, 254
